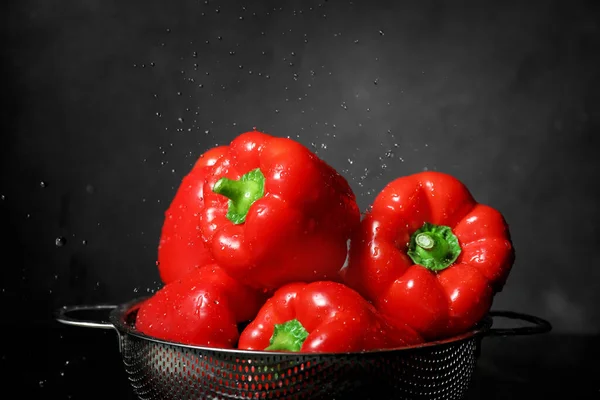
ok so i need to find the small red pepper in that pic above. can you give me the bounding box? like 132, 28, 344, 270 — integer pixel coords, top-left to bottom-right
342, 171, 515, 341
198, 130, 361, 290
136, 265, 266, 347
238, 281, 423, 353
157, 146, 227, 284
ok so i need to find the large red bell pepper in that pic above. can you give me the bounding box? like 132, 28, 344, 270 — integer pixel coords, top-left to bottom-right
136, 265, 267, 347
157, 146, 227, 284
238, 281, 423, 353
342, 171, 515, 340
198, 130, 361, 290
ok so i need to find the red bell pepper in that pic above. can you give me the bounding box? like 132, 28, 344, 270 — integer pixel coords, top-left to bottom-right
342, 171, 515, 341
136, 265, 267, 347
157, 146, 227, 284
198, 130, 360, 290
238, 281, 423, 353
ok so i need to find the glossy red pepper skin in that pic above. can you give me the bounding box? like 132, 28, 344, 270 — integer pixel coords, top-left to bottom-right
199, 130, 361, 290
157, 146, 228, 284
342, 171, 514, 341
136, 265, 267, 347
238, 281, 423, 353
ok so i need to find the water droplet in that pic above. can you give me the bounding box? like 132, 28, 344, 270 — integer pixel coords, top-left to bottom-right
40, 181, 47, 188
385, 150, 395, 158
177, 117, 184, 123
0, 195, 5, 201
177, 91, 182, 96
374, 78, 379, 85
347, 159, 354, 165
378, 30, 385, 35
55, 237, 66, 247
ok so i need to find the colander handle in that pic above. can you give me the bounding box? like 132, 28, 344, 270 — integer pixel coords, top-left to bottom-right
55, 304, 117, 330
486, 310, 552, 336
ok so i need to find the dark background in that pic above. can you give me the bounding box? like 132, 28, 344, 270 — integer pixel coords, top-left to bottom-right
1, 0, 599, 398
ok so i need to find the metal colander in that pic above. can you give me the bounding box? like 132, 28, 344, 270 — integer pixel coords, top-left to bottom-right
55, 297, 551, 400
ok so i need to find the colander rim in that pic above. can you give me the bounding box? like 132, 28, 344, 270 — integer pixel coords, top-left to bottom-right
108, 296, 491, 356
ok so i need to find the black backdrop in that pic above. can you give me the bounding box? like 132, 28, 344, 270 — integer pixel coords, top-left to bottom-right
2, 0, 599, 398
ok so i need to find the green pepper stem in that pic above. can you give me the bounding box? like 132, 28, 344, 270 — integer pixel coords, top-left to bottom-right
415, 233, 435, 249
212, 168, 265, 224
212, 178, 245, 200
407, 222, 461, 271
264, 319, 309, 352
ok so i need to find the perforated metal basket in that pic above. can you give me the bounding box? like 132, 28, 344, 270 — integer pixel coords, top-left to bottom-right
55, 297, 551, 400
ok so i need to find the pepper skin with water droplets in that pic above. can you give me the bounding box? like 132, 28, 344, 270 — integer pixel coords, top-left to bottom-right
342, 171, 515, 341
238, 281, 423, 353
198, 130, 361, 290
136, 265, 267, 348
157, 146, 227, 284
